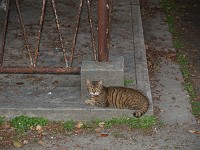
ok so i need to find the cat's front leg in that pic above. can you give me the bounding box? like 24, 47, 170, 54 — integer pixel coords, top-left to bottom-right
85, 99, 95, 105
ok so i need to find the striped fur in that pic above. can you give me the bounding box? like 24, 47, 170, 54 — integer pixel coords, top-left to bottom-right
86, 80, 149, 118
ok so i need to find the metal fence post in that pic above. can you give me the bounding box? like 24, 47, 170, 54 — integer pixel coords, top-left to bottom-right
98, 0, 109, 62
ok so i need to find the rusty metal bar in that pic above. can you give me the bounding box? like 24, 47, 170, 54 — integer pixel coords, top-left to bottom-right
33, 0, 46, 67
0, 67, 81, 74
0, 0, 10, 66
16, 0, 33, 66
86, 0, 97, 61
108, 0, 113, 49
70, 0, 83, 66
51, 0, 69, 67
98, 0, 109, 62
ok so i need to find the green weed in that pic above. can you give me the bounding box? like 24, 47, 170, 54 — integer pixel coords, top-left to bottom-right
183, 82, 196, 99
0, 116, 5, 125
104, 116, 157, 129
124, 79, 134, 87
191, 101, 200, 116
173, 38, 184, 49
64, 119, 75, 132
177, 52, 188, 66
11, 115, 48, 132
177, 52, 190, 79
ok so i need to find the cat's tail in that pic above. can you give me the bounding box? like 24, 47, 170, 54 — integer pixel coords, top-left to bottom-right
133, 100, 149, 118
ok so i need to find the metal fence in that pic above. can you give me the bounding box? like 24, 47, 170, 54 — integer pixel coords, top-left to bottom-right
0, 0, 113, 74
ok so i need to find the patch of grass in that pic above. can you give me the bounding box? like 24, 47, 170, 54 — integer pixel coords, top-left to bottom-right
177, 52, 188, 66
173, 38, 184, 49
191, 101, 200, 116
64, 119, 75, 132
177, 53, 199, 117
104, 116, 157, 129
0, 116, 5, 125
124, 79, 134, 87
183, 82, 196, 99
160, 0, 176, 32
11, 115, 48, 132
177, 52, 190, 79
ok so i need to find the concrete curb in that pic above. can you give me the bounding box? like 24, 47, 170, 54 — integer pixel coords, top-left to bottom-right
131, 1, 153, 116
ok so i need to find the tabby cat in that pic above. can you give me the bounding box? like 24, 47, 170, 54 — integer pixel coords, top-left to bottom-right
85, 79, 149, 118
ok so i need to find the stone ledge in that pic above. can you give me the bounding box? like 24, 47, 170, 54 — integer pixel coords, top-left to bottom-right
0, 107, 153, 121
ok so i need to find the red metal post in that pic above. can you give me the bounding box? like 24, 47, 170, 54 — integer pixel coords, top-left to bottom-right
98, 0, 109, 62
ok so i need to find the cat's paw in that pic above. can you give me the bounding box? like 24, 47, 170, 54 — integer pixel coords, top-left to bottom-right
85, 99, 95, 105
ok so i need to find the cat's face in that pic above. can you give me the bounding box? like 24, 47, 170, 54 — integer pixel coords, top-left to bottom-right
86, 80, 103, 96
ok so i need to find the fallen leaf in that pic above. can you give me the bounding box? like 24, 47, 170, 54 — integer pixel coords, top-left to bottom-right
13, 141, 22, 148
23, 140, 28, 145
36, 125, 42, 131
38, 140, 45, 146
4, 122, 11, 128
100, 132, 109, 137
188, 130, 200, 134
94, 128, 101, 133
75, 129, 83, 134
75, 122, 83, 129
98, 122, 105, 128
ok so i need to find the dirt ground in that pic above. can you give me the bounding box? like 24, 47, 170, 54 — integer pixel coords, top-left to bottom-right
0, 0, 200, 149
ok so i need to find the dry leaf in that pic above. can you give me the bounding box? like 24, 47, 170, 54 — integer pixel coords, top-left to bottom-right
4, 122, 11, 128
94, 128, 101, 133
75, 122, 83, 129
23, 140, 28, 145
36, 125, 42, 131
75, 129, 83, 134
188, 130, 200, 134
100, 132, 109, 137
98, 122, 105, 128
13, 141, 22, 148
38, 140, 45, 145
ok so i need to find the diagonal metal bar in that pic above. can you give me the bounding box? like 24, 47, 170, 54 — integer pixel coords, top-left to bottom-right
70, 0, 84, 66
51, 0, 69, 67
33, 0, 46, 67
86, 0, 97, 61
0, 0, 10, 66
15, 0, 33, 66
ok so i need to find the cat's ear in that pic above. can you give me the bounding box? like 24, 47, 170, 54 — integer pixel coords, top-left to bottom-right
86, 79, 90, 85
99, 80, 103, 86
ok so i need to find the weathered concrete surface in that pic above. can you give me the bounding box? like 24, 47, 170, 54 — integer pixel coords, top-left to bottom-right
0, 0, 153, 120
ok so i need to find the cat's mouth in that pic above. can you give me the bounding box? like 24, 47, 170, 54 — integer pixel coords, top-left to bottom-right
90, 92, 100, 96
